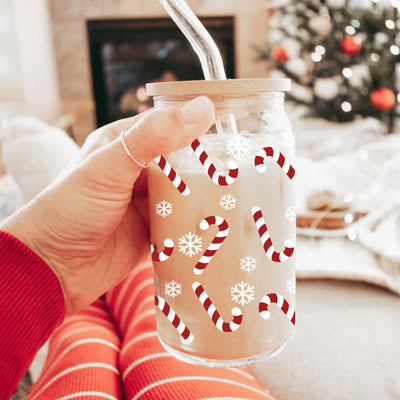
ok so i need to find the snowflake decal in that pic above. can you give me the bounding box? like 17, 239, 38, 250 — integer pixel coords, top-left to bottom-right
227, 134, 251, 160
178, 232, 202, 258
240, 255, 257, 273
165, 280, 182, 298
219, 193, 237, 211
231, 281, 255, 306
286, 277, 296, 294
284, 206, 296, 223
155, 200, 173, 218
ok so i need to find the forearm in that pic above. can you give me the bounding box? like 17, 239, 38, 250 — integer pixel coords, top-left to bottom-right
0, 231, 65, 399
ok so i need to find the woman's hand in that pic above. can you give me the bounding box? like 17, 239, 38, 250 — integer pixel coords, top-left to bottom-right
1, 96, 214, 314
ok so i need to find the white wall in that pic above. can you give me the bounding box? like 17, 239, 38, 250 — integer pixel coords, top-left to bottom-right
13, 0, 59, 106
0, 0, 23, 101
0, 0, 59, 106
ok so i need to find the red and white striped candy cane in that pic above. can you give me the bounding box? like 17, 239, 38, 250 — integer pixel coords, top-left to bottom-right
192, 282, 242, 333
154, 296, 194, 342
154, 155, 190, 196
191, 139, 239, 186
193, 216, 229, 275
254, 146, 295, 179
259, 292, 296, 325
151, 238, 174, 262
252, 206, 295, 263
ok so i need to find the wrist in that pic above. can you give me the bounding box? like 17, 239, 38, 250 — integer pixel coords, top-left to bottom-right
0, 201, 69, 311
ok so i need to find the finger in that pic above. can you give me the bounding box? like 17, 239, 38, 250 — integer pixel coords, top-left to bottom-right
76, 110, 154, 163
84, 96, 215, 188
55, 111, 155, 182
123, 96, 215, 165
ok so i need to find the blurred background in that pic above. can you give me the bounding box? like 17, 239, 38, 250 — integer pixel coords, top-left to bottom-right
1, 1, 400, 398
1, 0, 400, 142
0, 0, 269, 144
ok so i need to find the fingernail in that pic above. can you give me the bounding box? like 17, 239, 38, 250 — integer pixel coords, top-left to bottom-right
180, 96, 213, 124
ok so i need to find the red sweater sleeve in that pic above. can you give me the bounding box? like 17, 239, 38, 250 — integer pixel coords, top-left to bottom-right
0, 231, 65, 399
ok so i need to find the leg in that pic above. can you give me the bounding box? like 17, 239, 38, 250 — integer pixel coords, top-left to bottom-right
27, 298, 122, 399
105, 260, 276, 400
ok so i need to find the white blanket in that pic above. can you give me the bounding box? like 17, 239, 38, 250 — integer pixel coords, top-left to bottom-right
295, 133, 400, 294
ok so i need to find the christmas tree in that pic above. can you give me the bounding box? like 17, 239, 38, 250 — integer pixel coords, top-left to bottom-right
261, 0, 400, 133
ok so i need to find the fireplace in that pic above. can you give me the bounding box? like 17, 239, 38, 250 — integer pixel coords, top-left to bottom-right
87, 17, 235, 127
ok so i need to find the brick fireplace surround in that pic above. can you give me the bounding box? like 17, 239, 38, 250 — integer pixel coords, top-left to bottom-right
49, 0, 269, 138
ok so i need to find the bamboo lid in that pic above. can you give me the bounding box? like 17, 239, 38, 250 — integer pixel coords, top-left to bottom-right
146, 78, 291, 97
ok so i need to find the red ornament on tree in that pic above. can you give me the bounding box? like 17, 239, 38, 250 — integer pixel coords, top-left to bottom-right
340, 35, 362, 55
271, 46, 289, 62
370, 87, 396, 111
267, 7, 277, 19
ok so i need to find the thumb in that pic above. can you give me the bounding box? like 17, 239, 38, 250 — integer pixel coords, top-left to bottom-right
85, 96, 215, 188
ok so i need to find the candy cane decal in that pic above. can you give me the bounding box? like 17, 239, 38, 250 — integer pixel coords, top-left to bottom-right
191, 139, 238, 186
252, 206, 295, 263
155, 296, 194, 342
192, 282, 242, 333
151, 238, 174, 262
259, 293, 296, 325
194, 216, 229, 275
254, 146, 295, 179
154, 155, 190, 196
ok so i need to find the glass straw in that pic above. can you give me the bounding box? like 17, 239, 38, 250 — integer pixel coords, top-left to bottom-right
158, 0, 238, 137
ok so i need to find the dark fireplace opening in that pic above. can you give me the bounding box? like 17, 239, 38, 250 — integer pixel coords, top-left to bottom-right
87, 17, 235, 127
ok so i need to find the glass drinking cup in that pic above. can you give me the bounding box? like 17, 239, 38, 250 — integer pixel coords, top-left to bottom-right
146, 78, 296, 367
